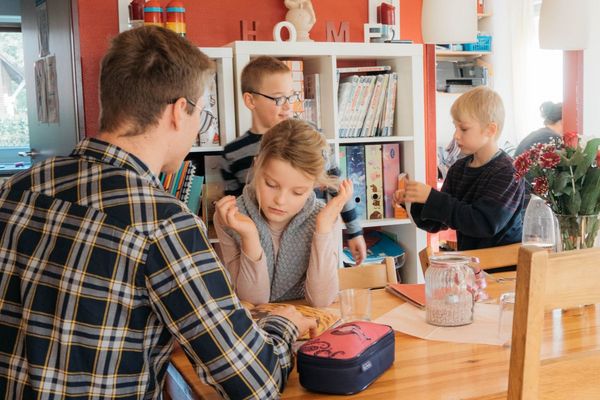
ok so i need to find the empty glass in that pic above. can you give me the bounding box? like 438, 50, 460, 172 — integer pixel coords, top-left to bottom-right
339, 289, 372, 322
522, 195, 557, 250
498, 292, 515, 347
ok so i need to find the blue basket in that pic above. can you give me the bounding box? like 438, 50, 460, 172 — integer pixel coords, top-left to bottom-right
463, 35, 492, 52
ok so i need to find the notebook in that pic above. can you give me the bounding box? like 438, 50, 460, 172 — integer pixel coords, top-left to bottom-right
386, 283, 426, 309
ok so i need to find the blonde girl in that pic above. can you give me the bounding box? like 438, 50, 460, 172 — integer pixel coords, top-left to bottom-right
214, 119, 352, 307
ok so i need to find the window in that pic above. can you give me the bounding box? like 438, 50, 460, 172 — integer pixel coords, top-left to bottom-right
0, 23, 30, 173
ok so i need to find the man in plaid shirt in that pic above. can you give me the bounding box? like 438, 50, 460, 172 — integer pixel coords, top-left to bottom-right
0, 26, 315, 399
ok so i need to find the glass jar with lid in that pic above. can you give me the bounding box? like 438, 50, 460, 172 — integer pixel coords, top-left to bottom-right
425, 255, 476, 327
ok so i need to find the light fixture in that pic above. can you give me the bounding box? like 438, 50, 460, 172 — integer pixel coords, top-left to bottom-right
539, 0, 591, 50
421, 0, 478, 44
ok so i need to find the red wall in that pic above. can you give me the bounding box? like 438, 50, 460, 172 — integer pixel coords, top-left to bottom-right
77, 0, 424, 136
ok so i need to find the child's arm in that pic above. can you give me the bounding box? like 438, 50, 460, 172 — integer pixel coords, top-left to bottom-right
214, 196, 271, 304
220, 154, 244, 197
409, 168, 523, 238
305, 218, 342, 307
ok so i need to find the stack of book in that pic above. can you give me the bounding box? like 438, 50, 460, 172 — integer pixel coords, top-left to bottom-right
159, 161, 204, 214
337, 66, 397, 138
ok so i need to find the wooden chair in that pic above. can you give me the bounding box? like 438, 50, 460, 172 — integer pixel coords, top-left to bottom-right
419, 243, 521, 276
507, 246, 600, 399
338, 257, 397, 290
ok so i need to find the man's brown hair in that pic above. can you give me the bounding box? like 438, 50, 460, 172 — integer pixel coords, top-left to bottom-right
99, 26, 214, 136
241, 56, 291, 94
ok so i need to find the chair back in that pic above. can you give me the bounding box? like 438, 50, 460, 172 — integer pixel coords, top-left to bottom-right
338, 257, 397, 290
508, 246, 600, 399
419, 243, 521, 275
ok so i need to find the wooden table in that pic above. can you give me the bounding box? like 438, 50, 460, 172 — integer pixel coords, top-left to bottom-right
166, 272, 600, 399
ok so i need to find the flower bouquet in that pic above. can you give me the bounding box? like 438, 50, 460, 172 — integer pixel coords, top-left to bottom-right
514, 132, 600, 250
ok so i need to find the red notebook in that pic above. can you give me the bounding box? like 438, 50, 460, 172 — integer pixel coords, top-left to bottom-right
386, 283, 426, 309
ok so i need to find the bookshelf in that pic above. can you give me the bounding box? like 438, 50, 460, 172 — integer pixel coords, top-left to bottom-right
228, 41, 427, 284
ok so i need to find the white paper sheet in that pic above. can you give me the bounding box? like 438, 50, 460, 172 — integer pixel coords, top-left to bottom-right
374, 302, 509, 346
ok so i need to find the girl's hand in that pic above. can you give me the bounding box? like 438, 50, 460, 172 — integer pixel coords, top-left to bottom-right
403, 180, 432, 204
215, 196, 258, 239
316, 179, 353, 234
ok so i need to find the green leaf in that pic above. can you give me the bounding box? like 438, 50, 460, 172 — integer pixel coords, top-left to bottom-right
568, 190, 582, 215
572, 151, 591, 181
580, 168, 600, 215
583, 138, 600, 164
552, 171, 571, 194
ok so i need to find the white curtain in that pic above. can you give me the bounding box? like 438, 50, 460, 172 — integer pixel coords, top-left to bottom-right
489, 0, 562, 147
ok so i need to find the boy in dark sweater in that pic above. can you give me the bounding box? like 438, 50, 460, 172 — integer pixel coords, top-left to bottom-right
220, 56, 367, 264
398, 86, 524, 251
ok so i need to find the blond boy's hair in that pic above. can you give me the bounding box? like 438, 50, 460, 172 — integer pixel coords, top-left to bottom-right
451, 86, 505, 135
241, 56, 291, 94
251, 119, 337, 189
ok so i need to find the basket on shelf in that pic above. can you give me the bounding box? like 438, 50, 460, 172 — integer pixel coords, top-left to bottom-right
463, 35, 492, 52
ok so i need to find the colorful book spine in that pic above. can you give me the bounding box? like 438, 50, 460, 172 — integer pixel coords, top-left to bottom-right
382, 143, 401, 218
345, 145, 367, 220
282, 60, 304, 116
365, 144, 384, 219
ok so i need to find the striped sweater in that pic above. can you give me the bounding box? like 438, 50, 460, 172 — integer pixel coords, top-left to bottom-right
410, 151, 524, 250
220, 130, 363, 238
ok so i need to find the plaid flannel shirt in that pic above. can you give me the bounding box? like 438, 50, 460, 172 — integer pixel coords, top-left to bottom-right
0, 138, 298, 400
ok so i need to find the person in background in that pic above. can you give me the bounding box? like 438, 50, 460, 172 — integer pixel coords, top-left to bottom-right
514, 101, 562, 157
397, 86, 524, 251
215, 119, 351, 307
0, 26, 315, 400
219, 56, 368, 265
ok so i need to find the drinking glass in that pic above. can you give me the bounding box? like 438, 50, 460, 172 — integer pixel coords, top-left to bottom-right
498, 292, 515, 347
339, 289, 372, 322
522, 195, 557, 250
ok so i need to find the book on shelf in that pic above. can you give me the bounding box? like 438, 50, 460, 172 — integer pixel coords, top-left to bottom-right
343, 230, 405, 265
281, 59, 304, 117
240, 301, 339, 340
186, 175, 204, 215
303, 73, 321, 130
365, 144, 384, 219
345, 144, 367, 220
382, 144, 400, 218
337, 71, 397, 138
197, 73, 221, 147
385, 283, 425, 309
340, 143, 405, 221
159, 160, 196, 203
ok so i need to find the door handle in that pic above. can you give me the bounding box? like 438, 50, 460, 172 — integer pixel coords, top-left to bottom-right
18, 150, 39, 158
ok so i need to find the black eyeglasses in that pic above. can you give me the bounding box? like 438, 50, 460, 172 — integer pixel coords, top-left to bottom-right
169, 97, 197, 109
250, 91, 300, 106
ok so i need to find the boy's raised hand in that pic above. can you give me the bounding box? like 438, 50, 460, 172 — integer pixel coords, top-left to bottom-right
397, 180, 432, 204
215, 195, 258, 239
316, 179, 353, 234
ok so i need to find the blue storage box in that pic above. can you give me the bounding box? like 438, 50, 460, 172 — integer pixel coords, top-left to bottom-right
463, 35, 492, 52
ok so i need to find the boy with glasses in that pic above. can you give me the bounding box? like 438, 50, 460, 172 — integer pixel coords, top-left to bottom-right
220, 56, 367, 264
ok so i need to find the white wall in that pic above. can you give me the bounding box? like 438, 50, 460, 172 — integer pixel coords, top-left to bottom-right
583, 1, 600, 138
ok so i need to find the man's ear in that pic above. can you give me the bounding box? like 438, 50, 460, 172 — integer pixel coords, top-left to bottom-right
170, 98, 188, 131
243, 92, 256, 110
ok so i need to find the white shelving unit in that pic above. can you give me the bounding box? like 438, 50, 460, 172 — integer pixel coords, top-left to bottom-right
228, 41, 427, 284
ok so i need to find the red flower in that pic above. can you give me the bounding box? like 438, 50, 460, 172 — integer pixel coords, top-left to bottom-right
514, 150, 533, 180
596, 150, 600, 166
563, 131, 579, 149
532, 176, 549, 196
539, 151, 560, 169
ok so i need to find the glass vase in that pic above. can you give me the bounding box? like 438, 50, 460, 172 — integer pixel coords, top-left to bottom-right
555, 214, 600, 251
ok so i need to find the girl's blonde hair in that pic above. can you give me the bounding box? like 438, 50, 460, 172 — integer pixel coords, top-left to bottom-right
251, 119, 338, 189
